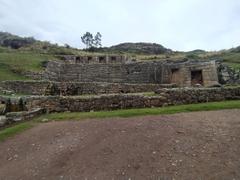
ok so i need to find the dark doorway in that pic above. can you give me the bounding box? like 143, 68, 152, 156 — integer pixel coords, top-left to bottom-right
191, 70, 203, 86
76, 56, 81, 63
171, 68, 181, 85
99, 56, 106, 63
110, 56, 117, 63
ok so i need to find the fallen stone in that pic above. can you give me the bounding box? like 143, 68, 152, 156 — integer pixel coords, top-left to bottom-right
0, 116, 7, 127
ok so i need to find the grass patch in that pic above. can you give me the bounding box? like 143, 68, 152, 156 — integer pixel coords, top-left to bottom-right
0, 122, 34, 142
0, 52, 55, 72
222, 52, 240, 64
226, 63, 240, 70
0, 52, 55, 81
0, 64, 29, 81
36, 100, 240, 122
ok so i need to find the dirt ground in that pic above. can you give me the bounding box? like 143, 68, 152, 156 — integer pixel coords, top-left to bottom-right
0, 109, 240, 180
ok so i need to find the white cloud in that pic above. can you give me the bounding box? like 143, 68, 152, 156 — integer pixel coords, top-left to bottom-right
0, 0, 239, 50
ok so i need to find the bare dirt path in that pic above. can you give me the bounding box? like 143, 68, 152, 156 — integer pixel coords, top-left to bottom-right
0, 109, 240, 180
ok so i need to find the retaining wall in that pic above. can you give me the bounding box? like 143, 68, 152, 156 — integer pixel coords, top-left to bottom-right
23, 87, 240, 113
0, 81, 175, 96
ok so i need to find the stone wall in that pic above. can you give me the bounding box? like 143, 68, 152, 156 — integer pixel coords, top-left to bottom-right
0, 108, 44, 127
62, 55, 130, 64
0, 81, 176, 96
23, 87, 240, 113
0, 81, 50, 95
44, 59, 219, 87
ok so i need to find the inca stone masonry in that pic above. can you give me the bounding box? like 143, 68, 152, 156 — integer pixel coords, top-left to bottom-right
44, 55, 219, 87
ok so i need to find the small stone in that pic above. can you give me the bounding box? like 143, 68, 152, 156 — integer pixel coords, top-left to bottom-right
41, 118, 49, 122
172, 163, 177, 166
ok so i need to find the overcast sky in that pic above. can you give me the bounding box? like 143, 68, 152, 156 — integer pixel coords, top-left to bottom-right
0, 0, 240, 51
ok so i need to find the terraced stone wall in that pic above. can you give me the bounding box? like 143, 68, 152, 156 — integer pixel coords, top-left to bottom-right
23, 87, 240, 113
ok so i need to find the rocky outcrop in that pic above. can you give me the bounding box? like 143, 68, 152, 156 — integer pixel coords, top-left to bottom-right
217, 63, 240, 84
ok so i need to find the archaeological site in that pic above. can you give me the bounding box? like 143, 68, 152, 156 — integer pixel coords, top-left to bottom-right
0, 54, 240, 127
1, 1, 240, 178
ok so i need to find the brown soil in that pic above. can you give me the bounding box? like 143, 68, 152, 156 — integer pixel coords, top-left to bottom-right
0, 109, 240, 180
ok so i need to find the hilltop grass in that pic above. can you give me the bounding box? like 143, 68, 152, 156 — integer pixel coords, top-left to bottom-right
36, 100, 240, 122
0, 122, 34, 142
222, 52, 240, 64
221, 52, 240, 70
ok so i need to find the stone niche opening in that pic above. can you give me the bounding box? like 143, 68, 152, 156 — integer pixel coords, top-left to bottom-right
171, 68, 181, 85
191, 70, 203, 86
99, 56, 106, 63
87, 56, 93, 61
110, 56, 117, 63
76, 56, 82, 63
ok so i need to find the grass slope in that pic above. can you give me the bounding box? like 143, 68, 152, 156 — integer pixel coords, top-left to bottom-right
0, 52, 55, 81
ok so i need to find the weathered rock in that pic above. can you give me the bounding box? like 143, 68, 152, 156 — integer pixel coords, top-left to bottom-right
0, 104, 6, 115
0, 116, 7, 127
217, 63, 240, 84
6, 108, 45, 123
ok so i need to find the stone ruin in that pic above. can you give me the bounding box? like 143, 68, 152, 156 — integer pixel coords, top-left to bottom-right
45, 55, 219, 87
0, 54, 239, 128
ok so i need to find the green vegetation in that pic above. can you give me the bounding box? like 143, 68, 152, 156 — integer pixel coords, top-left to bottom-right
0, 52, 55, 81
221, 52, 240, 70
0, 52, 55, 72
0, 64, 28, 81
0, 122, 34, 141
36, 100, 240, 121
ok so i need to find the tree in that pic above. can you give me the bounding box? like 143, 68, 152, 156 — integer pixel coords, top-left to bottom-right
81, 32, 94, 48
93, 32, 102, 48
81, 32, 103, 49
